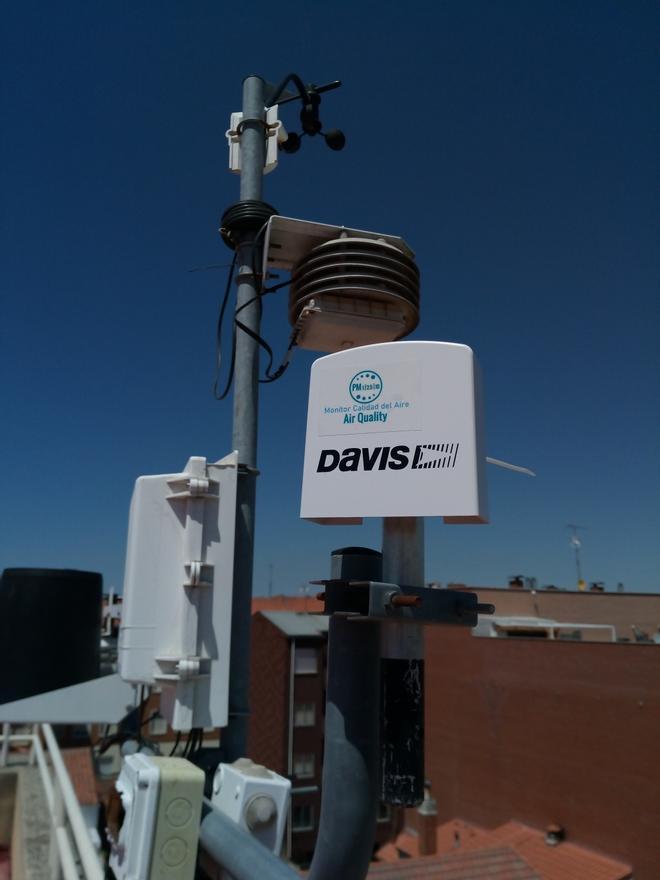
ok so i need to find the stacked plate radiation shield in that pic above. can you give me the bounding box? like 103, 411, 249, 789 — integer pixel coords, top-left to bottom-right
288, 235, 420, 351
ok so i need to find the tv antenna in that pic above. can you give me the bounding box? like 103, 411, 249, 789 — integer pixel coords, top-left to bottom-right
567, 523, 587, 587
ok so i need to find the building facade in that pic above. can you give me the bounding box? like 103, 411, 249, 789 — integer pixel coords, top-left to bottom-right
422, 624, 660, 880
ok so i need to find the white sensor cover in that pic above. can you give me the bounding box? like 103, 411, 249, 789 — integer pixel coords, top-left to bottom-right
118, 454, 238, 730
300, 341, 488, 523
211, 759, 291, 856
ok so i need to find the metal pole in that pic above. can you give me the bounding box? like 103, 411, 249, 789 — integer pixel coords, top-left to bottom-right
223, 75, 266, 762
200, 802, 300, 880
308, 547, 381, 880
0, 723, 9, 767
380, 517, 425, 805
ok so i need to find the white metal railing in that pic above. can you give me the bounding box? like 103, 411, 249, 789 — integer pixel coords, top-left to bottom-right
0, 723, 104, 880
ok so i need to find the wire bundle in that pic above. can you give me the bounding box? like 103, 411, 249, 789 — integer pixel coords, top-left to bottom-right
213, 220, 298, 400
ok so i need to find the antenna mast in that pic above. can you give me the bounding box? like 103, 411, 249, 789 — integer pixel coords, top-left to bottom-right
567, 523, 587, 589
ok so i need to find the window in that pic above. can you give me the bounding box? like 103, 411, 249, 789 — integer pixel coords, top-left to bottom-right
377, 802, 391, 823
148, 715, 168, 736
293, 753, 315, 779
292, 804, 315, 832
294, 703, 315, 727
294, 648, 318, 675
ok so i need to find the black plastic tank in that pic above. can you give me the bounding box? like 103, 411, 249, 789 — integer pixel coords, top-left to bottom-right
0, 568, 102, 704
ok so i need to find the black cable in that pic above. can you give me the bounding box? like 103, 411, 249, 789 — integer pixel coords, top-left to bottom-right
213, 220, 297, 400
268, 72, 308, 107
233, 284, 297, 383
182, 729, 194, 759
250, 219, 272, 294
169, 732, 182, 757
213, 253, 238, 401
140, 712, 159, 729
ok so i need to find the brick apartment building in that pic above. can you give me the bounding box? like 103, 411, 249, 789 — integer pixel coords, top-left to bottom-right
420, 622, 659, 880
247, 609, 400, 865
253, 587, 660, 878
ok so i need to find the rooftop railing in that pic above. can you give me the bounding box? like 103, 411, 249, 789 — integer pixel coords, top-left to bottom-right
0, 723, 104, 880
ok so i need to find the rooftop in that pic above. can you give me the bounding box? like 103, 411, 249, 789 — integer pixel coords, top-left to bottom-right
375, 820, 633, 880
259, 610, 329, 638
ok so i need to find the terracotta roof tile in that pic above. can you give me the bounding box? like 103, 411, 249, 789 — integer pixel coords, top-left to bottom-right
514, 836, 632, 880
369, 845, 539, 879
376, 819, 632, 880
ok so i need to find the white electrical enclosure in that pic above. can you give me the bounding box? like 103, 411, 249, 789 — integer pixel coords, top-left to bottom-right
118, 454, 238, 730
109, 755, 204, 880
300, 341, 488, 523
211, 759, 291, 856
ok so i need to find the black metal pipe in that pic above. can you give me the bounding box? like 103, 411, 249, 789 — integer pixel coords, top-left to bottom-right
199, 803, 299, 880
308, 547, 381, 880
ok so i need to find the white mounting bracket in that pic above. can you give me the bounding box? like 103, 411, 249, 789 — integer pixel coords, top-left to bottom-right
226, 105, 283, 175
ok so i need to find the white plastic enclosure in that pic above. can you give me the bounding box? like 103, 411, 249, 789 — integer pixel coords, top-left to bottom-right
211, 758, 291, 856
118, 454, 238, 730
109, 755, 204, 880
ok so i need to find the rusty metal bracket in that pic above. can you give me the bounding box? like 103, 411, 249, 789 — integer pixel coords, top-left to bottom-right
314, 579, 494, 627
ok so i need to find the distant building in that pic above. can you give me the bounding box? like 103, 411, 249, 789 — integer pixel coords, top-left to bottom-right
465, 585, 660, 642
422, 624, 660, 880
247, 610, 400, 865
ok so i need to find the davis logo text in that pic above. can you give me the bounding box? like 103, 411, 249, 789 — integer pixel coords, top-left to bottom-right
317, 442, 459, 473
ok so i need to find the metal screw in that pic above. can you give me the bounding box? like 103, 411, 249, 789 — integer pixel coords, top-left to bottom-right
390, 594, 421, 608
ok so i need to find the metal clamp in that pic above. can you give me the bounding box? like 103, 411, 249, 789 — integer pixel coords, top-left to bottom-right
314, 579, 494, 628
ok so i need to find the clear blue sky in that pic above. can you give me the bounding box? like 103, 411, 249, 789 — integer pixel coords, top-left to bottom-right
2, 1, 658, 594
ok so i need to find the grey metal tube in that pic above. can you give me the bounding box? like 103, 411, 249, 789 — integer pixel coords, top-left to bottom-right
308, 616, 380, 880
200, 805, 299, 880
224, 74, 266, 761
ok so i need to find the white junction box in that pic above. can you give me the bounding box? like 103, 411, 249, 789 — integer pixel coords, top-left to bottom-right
118, 453, 238, 729
211, 758, 291, 856
109, 755, 204, 880
300, 341, 488, 523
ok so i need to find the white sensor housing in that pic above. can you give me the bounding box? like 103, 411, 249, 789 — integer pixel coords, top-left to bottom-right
118, 453, 238, 730
211, 759, 291, 855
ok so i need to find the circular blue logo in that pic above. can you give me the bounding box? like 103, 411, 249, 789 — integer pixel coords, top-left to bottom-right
349, 370, 383, 403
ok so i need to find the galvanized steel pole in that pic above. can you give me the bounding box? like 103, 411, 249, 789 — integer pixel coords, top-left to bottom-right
223, 74, 266, 761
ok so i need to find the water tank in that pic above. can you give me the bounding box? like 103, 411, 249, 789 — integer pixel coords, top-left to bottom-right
0, 568, 102, 704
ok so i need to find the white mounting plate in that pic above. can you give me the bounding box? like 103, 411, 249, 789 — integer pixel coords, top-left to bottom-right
262, 215, 415, 275
300, 341, 488, 524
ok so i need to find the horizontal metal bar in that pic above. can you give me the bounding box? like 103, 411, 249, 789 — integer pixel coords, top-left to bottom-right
42, 724, 104, 880
55, 826, 80, 880
32, 734, 55, 812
